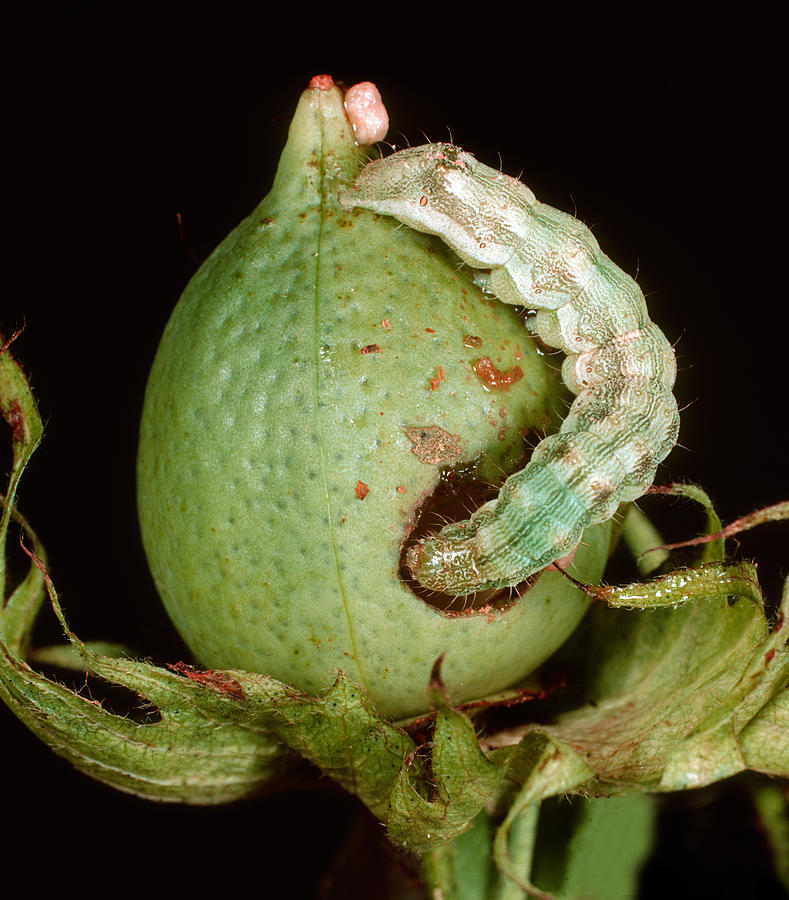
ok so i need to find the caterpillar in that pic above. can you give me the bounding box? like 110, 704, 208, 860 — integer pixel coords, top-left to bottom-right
339, 144, 680, 595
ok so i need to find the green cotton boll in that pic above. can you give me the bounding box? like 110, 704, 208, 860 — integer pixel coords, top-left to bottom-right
137, 79, 611, 720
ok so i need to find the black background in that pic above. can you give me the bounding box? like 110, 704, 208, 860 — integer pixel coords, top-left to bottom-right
2, 9, 786, 898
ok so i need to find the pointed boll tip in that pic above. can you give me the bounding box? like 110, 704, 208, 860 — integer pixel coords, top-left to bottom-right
309, 74, 335, 91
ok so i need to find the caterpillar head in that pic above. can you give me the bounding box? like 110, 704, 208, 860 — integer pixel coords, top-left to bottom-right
406, 532, 488, 596
339, 143, 518, 268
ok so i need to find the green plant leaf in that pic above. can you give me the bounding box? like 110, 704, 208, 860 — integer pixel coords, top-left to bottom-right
493, 733, 594, 897
751, 780, 789, 891
422, 811, 513, 900
530, 792, 656, 900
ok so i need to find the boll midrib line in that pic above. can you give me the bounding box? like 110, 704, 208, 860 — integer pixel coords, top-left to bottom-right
310, 84, 369, 693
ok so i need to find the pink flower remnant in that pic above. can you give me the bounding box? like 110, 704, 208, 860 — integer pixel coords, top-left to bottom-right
344, 82, 389, 145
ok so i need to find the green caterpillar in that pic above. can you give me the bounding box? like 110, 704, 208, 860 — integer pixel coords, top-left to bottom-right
339, 143, 679, 595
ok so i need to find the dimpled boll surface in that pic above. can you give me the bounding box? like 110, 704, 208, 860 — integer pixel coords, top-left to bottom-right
137, 82, 611, 720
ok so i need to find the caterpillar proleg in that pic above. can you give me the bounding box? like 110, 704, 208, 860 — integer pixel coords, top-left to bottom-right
339, 144, 680, 595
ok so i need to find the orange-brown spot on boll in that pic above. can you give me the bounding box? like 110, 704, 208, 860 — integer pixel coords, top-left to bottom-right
428, 365, 445, 391
471, 357, 524, 391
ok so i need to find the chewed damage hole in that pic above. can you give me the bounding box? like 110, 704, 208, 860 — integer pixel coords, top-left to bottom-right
401, 460, 537, 613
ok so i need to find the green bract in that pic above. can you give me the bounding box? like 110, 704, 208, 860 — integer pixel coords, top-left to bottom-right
136, 81, 611, 719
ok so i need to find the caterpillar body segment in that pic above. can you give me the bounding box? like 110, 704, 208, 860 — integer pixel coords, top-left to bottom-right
339, 143, 679, 595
